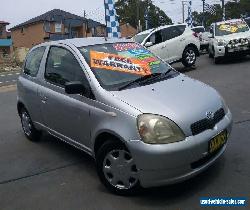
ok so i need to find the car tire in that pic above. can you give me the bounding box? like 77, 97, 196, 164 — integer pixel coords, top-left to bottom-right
182, 47, 197, 67
20, 108, 41, 141
214, 57, 222, 64
96, 139, 140, 195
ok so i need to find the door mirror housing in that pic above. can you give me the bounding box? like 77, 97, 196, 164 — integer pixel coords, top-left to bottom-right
144, 42, 153, 47
65, 81, 89, 95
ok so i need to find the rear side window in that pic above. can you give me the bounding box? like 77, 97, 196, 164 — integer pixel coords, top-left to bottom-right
45, 46, 88, 87
177, 25, 186, 34
24, 47, 46, 77
162, 26, 183, 42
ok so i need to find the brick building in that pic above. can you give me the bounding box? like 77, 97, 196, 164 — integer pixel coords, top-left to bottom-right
0, 21, 12, 63
10, 9, 106, 49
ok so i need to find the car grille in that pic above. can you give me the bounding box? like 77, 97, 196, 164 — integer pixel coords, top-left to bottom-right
191, 108, 225, 136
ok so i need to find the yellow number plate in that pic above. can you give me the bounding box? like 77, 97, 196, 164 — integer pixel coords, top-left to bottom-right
209, 131, 227, 154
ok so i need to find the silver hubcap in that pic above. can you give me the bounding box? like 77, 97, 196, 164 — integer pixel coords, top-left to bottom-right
21, 111, 32, 136
185, 49, 196, 64
103, 149, 138, 190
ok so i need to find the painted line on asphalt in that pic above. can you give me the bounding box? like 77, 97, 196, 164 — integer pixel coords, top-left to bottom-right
0, 161, 82, 185
0, 72, 20, 77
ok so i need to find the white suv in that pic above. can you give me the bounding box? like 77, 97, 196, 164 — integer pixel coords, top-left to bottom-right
133, 24, 200, 67
192, 26, 210, 51
208, 19, 250, 64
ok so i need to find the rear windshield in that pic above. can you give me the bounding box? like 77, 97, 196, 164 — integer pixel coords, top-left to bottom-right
215, 20, 249, 36
79, 42, 174, 90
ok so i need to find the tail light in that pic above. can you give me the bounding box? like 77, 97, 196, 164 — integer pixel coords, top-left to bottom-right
193, 32, 199, 38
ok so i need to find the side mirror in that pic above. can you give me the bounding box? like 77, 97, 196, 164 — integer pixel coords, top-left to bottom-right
65, 81, 88, 95
144, 42, 153, 47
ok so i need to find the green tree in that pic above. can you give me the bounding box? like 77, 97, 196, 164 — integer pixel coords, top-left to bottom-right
115, 0, 172, 31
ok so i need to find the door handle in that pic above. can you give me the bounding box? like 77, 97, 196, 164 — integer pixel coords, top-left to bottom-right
180, 38, 185, 42
161, 45, 166, 49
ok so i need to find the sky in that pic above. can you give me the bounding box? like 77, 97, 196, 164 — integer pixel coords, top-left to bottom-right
1, 0, 226, 29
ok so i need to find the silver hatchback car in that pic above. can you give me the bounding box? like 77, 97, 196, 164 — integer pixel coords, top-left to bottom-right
17, 37, 232, 194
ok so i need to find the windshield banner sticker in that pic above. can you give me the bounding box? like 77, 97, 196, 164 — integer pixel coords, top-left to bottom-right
119, 48, 161, 66
113, 43, 142, 51
90, 51, 151, 76
218, 21, 248, 33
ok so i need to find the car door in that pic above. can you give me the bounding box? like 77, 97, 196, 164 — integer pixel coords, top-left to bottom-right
161, 25, 186, 63
38, 45, 93, 149
146, 29, 169, 61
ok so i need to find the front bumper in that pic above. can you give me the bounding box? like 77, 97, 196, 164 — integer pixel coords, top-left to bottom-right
214, 45, 250, 58
127, 110, 233, 188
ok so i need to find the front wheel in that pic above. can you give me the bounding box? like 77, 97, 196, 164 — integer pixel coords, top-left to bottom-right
96, 140, 140, 195
182, 47, 197, 67
20, 108, 41, 141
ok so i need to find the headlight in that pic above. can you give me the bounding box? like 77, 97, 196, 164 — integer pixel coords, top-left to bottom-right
217, 39, 227, 46
137, 114, 185, 144
221, 97, 229, 113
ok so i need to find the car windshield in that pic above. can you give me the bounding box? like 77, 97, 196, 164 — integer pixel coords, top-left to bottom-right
215, 20, 249, 36
79, 42, 175, 91
133, 33, 150, 43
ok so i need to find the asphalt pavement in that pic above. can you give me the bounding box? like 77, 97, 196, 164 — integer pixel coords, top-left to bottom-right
0, 55, 249, 210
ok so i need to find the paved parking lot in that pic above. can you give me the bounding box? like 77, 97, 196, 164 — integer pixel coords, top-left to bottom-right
0, 55, 249, 210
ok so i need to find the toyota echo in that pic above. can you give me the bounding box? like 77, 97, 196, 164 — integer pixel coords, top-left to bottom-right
17, 37, 233, 194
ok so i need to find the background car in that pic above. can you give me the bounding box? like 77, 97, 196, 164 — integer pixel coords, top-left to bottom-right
133, 24, 200, 67
192, 26, 210, 51
245, 17, 250, 27
208, 19, 250, 64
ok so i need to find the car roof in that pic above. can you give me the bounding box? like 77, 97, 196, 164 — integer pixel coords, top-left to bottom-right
215, 19, 245, 25
136, 23, 187, 36
38, 37, 131, 48
192, 26, 204, 29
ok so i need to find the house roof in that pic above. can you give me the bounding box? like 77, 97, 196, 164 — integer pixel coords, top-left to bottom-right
0, 39, 12, 47
10, 9, 105, 31
0, 21, 10, 25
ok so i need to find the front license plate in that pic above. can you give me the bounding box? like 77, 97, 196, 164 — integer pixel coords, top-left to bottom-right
209, 131, 227, 154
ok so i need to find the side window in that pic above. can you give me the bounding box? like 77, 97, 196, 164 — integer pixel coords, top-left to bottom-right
162, 26, 182, 42
149, 30, 163, 45
45, 46, 88, 87
24, 47, 46, 77
176, 25, 186, 35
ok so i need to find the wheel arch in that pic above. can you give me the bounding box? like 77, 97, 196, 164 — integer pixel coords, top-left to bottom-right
185, 43, 200, 56
93, 131, 127, 156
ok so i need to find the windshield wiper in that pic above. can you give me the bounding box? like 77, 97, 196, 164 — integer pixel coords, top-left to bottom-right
118, 71, 172, 91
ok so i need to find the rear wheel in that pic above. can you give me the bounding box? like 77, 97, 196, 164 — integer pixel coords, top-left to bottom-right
96, 140, 140, 195
20, 108, 41, 141
182, 47, 197, 67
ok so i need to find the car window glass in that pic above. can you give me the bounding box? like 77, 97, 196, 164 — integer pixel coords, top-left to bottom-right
149, 30, 162, 45
45, 46, 89, 87
177, 25, 186, 34
162, 26, 182, 42
24, 47, 46, 77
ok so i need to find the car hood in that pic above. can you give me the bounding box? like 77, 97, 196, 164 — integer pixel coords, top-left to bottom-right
215, 31, 250, 41
110, 74, 223, 136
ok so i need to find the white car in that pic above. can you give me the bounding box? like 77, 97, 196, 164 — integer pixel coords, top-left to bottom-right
208, 19, 250, 64
192, 26, 210, 51
133, 24, 200, 67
